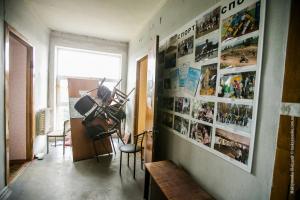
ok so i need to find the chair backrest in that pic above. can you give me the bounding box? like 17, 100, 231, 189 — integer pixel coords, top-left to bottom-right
63, 120, 71, 135
134, 130, 150, 150
74, 95, 97, 117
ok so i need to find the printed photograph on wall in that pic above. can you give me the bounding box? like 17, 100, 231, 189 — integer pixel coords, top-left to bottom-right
178, 36, 194, 58
185, 67, 201, 96
174, 115, 190, 135
163, 78, 171, 89
165, 34, 178, 69
158, 48, 165, 69
221, 1, 260, 42
170, 68, 179, 89
162, 97, 174, 111
178, 63, 189, 87
214, 128, 250, 164
218, 71, 256, 99
191, 100, 214, 123
175, 97, 191, 115
199, 63, 217, 96
195, 34, 219, 62
189, 121, 212, 146
196, 6, 220, 38
216, 102, 253, 133
162, 112, 173, 128
220, 36, 258, 69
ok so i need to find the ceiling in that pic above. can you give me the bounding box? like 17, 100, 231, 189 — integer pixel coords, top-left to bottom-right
26, 0, 167, 42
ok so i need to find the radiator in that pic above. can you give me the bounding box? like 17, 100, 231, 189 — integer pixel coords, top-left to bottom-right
36, 108, 52, 135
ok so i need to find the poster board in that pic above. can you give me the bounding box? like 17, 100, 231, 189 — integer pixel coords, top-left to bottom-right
68, 78, 112, 161
156, 0, 265, 172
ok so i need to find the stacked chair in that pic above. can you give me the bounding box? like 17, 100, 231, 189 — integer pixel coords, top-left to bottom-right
74, 78, 134, 161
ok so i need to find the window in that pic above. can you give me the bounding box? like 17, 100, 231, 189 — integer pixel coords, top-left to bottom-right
55, 46, 122, 130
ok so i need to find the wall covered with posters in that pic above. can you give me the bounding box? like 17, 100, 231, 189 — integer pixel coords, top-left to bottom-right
126, 0, 291, 199
157, 0, 263, 172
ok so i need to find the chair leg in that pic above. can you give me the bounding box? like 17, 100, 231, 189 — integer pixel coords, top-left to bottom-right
141, 150, 143, 170
119, 152, 122, 175
47, 136, 49, 154
63, 135, 65, 155
110, 135, 116, 155
133, 152, 136, 179
127, 153, 130, 167
92, 140, 99, 162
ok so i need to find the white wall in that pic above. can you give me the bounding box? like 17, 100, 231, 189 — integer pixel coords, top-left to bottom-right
48, 31, 129, 129
126, 0, 291, 199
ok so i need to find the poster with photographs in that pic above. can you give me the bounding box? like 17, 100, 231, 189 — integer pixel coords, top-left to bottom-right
178, 63, 189, 87
189, 121, 212, 146
221, 2, 260, 42
157, 0, 265, 172
221, 36, 258, 69
218, 71, 256, 99
216, 102, 253, 134
214, 128, 250, 164
191, 100, 214, 123
165, 35, 177, 69
185, 67, 201, 96
196, 6, 220, 38
199, 63, 217, 96
195, 34, 219, 62
170, 68, 179, 89
162, 97, 174, 111
162, 112, 173, 128
174, 115, 190, 135
175, 97, 191, 115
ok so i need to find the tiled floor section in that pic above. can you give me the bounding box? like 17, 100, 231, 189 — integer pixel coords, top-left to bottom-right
7, 140, 145, 200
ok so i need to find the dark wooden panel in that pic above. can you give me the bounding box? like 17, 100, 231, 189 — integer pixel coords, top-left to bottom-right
281, 0, 300, 103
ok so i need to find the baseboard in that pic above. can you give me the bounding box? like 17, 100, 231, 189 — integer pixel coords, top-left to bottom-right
0, 186, 11, 200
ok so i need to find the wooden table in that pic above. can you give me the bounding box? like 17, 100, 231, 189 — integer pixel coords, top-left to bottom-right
144, 160, 214, 200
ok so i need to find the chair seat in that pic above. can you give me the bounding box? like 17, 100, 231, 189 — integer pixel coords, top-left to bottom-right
47, 131, 65, 137
119, 144, 141, 153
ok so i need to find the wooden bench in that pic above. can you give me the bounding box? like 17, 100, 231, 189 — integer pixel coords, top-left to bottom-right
144, 160, 215, 200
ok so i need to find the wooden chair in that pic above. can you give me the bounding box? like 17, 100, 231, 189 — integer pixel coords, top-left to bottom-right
47, 120, 71, 155
119, 130, 149, 179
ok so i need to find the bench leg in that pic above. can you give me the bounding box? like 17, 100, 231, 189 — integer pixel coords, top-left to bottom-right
133, 152, 136, 179
143, 168, 150, 200
127, 153, 130, 167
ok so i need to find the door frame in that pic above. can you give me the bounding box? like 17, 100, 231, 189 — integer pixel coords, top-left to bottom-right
134, 55, 148, 135
4, 23, 35, 184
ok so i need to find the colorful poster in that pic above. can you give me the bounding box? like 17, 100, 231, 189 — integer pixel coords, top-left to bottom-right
178, 36, 194, 58
191, 100, 214, 123
185, 67, 201, 96
196, 6, 220, 38
221, 2, 260, 42
216, 102, 253, 133
214, 128, 250, 164
178, 63, 189, 87
218, 71, 256, 99
174, 115, 190, 135
199, 63, 217, 96
189, 121, 212, 146
221, 36, 258, 69
170, 68, 179, 89
175, 97, 191, 115
195, 33, 219, 62
165, 35, 177, 69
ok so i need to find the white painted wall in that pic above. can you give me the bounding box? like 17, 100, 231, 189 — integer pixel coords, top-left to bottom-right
48, 31, 129, 129
126, 0, 291, 199
8, 36, 27, 160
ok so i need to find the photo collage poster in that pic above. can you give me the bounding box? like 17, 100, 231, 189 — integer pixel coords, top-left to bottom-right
156, 0, 265, 172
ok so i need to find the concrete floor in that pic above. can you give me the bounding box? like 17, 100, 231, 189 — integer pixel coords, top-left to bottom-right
7, 140, 145, 200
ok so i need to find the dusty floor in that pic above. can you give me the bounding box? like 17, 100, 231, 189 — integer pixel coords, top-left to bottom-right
7, 140, 145, 200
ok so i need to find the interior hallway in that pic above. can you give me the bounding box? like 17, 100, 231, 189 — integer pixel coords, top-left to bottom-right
7, 141, 144, 200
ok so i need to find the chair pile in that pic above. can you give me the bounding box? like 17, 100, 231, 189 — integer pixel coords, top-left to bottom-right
74, 78, 134, 159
